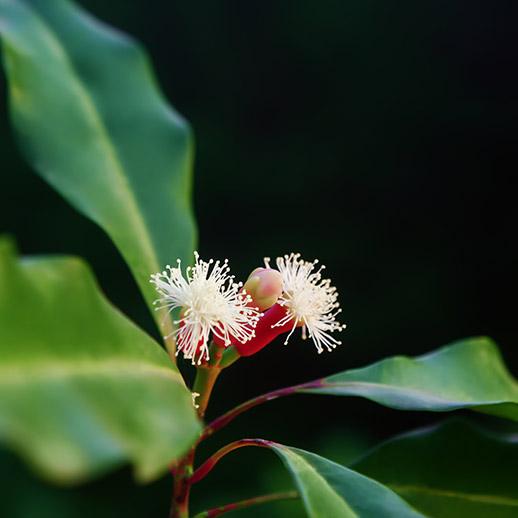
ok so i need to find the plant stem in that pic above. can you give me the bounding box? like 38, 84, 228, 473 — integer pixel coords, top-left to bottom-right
170, 447, 195, 518
192, 491, 298, 517
192, 359, 223, 419
200, 379, 323, 441
190, 438, 271, 485
170, 349, 224, 517
219, 346, 240, 369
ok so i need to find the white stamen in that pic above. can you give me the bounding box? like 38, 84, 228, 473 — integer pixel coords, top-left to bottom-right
150, 252, 261, 365
191, 392, 200, 409
269, 253, 346, 353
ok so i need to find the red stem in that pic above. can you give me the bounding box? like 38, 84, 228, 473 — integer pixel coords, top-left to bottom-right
200, 379, 323, 441
190, 439, 272, 485
170, 357, 223, 517
196, 491, 298, 517
170, 447, 195, 518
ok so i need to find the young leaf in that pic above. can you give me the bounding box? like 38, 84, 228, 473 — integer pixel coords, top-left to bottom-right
268, 443, 424, 517
0, 238, 200, 484
301, 337, 518, 421
0, 0, 196, 325
352, 419, 518, 517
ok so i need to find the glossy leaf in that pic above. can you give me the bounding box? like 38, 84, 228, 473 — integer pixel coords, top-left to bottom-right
302, 337, 518, 421
268, 442, 424, 517
352, 419, 518, 518
0, 0, 196, 325
0, 238, 200, 484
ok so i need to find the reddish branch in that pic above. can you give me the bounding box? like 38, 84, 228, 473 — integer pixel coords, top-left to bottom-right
200, 379, 324, 441
194, 491, 298, 517
171, 367, 323, 516
170, 446, 195, 518
190, 438, 272, 485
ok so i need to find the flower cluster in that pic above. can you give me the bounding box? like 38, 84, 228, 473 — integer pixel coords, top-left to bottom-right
150, 252, 261, 365
150, 252, 345, 364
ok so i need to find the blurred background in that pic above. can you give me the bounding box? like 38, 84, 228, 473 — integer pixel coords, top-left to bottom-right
1, 0, 517, 516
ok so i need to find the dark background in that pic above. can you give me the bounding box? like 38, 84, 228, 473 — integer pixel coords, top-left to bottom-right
1, 1, 517, 516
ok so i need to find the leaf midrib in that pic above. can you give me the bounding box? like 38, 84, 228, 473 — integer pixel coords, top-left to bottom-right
16, 2, 161, 282
391, 484, 518, 507
0, 359, 182, 384
312, 381, 517, 405
279, 447, 358, 518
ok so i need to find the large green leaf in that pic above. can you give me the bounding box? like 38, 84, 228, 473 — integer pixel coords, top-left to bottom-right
268, 442, 423, 517
302, 337, 518, 421
352, 419, 518, 517
0, 0, 196, 327
0, 238, 200, 484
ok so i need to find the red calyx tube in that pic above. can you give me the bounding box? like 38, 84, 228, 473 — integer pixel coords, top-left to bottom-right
234, 303, 294, 356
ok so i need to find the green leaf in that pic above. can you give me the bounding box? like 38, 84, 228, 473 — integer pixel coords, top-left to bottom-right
0, 0, 196, 326
352, 419, 518, 518
301, 337, 518, 421
268, 443, 424, 517
0, 238, 200, 484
